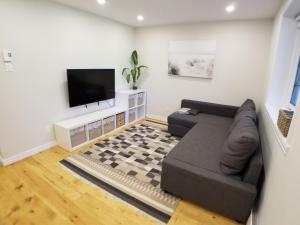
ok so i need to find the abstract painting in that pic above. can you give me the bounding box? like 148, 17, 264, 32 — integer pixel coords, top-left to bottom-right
168, 40, 216, 78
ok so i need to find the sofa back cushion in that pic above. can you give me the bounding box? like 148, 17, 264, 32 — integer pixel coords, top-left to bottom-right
238, 99, 256, 113
229, 109, 257, 134
181, 99, 238, 118
220, 117, 259, 175
228, 99, 257, 134
242, 146, 263, 185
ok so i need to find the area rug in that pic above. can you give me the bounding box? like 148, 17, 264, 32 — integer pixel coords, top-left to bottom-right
60, 121, 181, 223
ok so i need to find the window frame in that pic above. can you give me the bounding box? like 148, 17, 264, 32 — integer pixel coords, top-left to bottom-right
290, 60, 300, 106
284, 30, 300, 110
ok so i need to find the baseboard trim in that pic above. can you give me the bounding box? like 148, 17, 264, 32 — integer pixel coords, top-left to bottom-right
0, 141, 57, 166
146, 114, 168, 124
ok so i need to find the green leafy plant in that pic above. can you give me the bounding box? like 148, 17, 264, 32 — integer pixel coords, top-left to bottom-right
122, 50, 147, 90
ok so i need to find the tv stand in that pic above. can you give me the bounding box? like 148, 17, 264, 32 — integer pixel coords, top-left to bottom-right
54, 90, 146, 151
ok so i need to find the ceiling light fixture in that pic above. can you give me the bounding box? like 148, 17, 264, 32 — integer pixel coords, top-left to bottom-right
226, 4, 236, 13
97, 0, 106, 5
137, 15, 144, 21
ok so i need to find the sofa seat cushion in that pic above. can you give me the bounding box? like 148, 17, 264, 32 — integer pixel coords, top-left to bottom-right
196, 113, 234, 128
166, 120, 239, 178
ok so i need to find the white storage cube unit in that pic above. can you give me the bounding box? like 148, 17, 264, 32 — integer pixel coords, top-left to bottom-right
55, 107, 127, 151
116, 90, 146, 124
55, 90, 146, 151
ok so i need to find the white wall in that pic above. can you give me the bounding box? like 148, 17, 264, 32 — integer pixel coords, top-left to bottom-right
254, 1, 300, 225
135, 20, 273, 118
255, 108, 300, 225
0, 0, 135, 159
1, 1, 299, 224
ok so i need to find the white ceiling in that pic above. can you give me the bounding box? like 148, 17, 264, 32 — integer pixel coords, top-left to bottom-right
51, 0, 283, 27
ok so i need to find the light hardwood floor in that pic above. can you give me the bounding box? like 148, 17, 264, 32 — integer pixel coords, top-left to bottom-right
0, 121, 240, 225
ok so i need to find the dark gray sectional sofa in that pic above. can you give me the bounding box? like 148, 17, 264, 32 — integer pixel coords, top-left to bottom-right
161, 99, 263, 223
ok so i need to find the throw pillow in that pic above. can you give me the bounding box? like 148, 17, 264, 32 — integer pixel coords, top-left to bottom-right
220, 117, 259, 175
188, 109, 201, 116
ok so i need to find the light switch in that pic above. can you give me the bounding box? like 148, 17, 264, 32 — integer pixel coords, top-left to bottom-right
3, 49, 12, 62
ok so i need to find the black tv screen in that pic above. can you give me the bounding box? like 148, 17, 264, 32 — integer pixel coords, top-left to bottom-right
67, 69, 115, 107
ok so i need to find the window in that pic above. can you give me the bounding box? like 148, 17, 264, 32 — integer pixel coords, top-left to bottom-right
290, 58, 300, 106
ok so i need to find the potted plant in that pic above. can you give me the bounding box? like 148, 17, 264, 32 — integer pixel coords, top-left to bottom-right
122, 50, 147, 90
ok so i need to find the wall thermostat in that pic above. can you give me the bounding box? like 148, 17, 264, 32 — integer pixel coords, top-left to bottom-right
3, 49, 12, 62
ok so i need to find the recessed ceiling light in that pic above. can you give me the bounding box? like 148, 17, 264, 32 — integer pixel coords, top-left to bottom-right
137, 15, 144, 21
97, 0, 106, 5
226, 4, 235, 13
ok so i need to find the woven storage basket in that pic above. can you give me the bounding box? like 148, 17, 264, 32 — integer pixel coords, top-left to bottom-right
277, 109, 294, 137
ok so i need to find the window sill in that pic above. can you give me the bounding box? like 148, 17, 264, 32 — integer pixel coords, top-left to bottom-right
264, 104, 291, 154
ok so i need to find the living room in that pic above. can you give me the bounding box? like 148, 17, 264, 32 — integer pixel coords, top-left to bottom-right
0, 0, 299, 225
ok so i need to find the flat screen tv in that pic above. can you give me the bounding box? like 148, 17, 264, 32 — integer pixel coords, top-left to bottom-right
67, 69, 115, 107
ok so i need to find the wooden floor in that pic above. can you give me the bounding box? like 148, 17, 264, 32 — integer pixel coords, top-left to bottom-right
0, 122, 240, 225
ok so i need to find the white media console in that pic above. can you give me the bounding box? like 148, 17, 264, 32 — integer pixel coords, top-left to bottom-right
55, 89, 146, 151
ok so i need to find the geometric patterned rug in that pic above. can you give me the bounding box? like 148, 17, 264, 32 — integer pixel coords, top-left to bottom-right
60, 121, 181, 223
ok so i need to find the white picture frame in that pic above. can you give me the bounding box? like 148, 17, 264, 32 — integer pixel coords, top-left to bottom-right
168, 40, 216, 79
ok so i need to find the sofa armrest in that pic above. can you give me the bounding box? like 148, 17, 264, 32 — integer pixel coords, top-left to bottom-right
161, 157, 256, 223
181, 99, 239, 118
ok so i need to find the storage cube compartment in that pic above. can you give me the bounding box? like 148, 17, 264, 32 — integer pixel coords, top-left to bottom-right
137, 92, 145, 105
70, 126, 87, 148
116, 112, 126, 128
137, 106, 145, 119
103, 116, 116, 134
129, 109, 136, 123
88, 120, 102, 140
55, 91, 146, 151
128, 94, 137, 108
